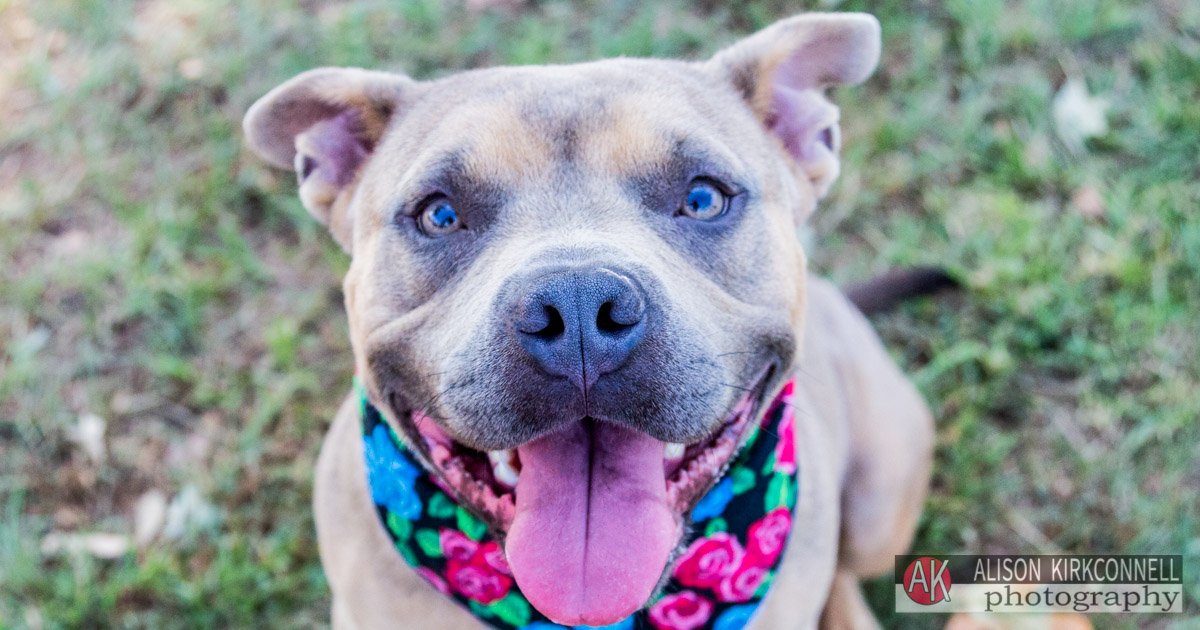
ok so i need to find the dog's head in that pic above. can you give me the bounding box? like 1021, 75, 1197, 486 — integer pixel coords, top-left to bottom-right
245, 13, 878, 626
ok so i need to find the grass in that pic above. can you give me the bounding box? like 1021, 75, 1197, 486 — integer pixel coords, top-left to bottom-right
1, 0, 1197, 628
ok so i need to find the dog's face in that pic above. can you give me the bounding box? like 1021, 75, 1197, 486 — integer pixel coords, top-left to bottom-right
245, 13, 878, 626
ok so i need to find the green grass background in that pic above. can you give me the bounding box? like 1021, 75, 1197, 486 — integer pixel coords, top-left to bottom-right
1, 0, 1197, 628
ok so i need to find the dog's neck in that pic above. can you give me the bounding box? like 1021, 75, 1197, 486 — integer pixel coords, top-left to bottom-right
356, 380, 801, 630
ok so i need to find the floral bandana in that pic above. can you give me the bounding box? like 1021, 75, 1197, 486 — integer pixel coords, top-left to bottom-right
359, 380, 799, 630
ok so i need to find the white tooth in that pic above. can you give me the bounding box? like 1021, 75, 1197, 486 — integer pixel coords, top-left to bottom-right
664, 442, 685, 459
488, 449, 520, 487
487, 449, 514, 465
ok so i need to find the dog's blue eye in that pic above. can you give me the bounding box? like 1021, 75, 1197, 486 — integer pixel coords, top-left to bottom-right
681, 181, 728, 220
418, 198, 462, 236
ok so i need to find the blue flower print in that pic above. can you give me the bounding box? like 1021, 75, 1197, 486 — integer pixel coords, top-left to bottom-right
714, 604, 757, 630
692, 476, 735, 521
519, 623, 569, 630
363, 424, 422, 519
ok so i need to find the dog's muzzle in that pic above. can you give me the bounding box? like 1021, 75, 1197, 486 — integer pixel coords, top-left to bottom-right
511, 266, 647, 393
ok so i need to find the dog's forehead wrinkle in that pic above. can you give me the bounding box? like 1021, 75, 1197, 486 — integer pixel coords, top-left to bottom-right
515, 89, 610, 165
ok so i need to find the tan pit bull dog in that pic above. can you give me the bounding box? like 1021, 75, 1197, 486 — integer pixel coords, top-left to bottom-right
243, 12, 934, 630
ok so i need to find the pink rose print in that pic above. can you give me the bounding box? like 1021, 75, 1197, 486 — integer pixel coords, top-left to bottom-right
648, 591, 713, 630
416, 566, 449, 595
444, 558, 513, 604
772, 401, 796, 475
437, 530, 513, 604
673, 532, 745, 589
745, 508, 792, 568
479, 540, 512, 576
716, 562, 768, 602
439, 528, 479, 561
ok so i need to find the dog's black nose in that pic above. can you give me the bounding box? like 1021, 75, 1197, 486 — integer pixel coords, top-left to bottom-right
513, 268, 646, 391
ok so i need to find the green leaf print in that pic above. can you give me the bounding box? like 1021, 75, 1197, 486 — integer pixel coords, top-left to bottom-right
429, 492, 456, 519
457, 507, 487, 541
468, 600, 496, 619
731, 467, 756, 495
765, 475, 790, 511
396, 542, 418, 567
386, 512, 413, 541
761, 449, 777, 476
415, 528, 443, 557
488, 592, 532, 627
705, 517, 729, 536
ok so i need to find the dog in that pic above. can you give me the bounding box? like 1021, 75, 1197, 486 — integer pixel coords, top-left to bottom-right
243, 12, 934, 629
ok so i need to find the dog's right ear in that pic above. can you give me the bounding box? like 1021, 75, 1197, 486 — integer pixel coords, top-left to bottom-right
243, 68, 418, 251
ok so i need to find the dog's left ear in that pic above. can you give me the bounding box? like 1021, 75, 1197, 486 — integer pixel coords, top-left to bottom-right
708, 13, 880, 199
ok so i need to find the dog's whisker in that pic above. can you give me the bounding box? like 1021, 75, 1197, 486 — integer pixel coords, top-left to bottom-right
714, 350, 757, 359
414, 381, 467, 421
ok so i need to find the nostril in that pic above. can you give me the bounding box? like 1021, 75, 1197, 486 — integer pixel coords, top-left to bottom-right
596, 301, 641, 333
524, 304, 565, 339
596, 302, 623, 333
598, 272, 646, 333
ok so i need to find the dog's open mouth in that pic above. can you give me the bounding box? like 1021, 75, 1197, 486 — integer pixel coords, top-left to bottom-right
407, 373, 768, 531
396, 368, 773, 626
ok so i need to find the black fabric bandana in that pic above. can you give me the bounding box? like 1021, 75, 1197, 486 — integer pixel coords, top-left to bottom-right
358, 380, 799, 630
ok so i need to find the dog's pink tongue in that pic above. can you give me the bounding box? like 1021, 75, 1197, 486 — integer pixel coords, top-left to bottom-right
507, 420, 674, 627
